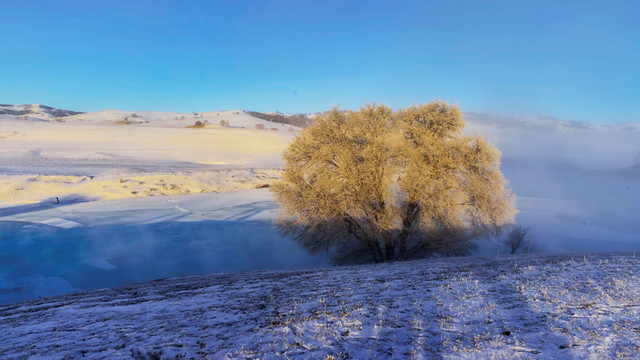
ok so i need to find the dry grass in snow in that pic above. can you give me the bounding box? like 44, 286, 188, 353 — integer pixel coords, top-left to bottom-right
1, 252, 639, 359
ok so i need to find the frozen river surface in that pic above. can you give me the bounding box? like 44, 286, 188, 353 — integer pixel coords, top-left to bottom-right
0, 190, 326, 304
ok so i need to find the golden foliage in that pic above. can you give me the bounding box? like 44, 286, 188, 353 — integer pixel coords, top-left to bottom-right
272, 101, 516, 264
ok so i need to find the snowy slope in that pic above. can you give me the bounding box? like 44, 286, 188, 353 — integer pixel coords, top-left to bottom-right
1, 252, 639, 359
60, 109, 302, 131
0, 114, 296, 202
0, 104, 301, 131
0, 103, 82, 120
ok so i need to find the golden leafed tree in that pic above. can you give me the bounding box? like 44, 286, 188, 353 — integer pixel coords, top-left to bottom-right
271, 101, 516, 264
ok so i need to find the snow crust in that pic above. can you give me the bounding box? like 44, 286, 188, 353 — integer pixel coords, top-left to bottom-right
1, 252, 639, 359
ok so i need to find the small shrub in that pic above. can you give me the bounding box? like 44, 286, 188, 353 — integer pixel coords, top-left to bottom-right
255, 124, 265, 130
188, 120, 206, 128
502, 225, 536, 254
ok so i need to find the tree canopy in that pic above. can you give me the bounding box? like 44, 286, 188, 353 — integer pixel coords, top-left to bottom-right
272, 101, 516, 264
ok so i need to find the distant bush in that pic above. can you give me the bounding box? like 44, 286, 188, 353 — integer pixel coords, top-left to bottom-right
502, 225, 536, 254
220, 119, 230, 127
118, 114, 145, 125
187, 120, 207, 128
255, 124, 265, 129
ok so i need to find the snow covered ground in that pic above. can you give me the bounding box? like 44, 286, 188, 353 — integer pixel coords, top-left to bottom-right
1, 105, 639, 308
1, 252, 639, 359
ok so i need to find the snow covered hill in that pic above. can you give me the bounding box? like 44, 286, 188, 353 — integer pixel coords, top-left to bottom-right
63, 109, 301, 130
0, 104, 303, 131
0, 103, 83, 120
1, 251, 639, 359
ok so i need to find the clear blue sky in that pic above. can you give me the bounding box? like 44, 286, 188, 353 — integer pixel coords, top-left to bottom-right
1, 0, 638, 123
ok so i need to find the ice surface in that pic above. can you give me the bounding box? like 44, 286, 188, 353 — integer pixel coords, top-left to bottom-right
0, 190, 328, 304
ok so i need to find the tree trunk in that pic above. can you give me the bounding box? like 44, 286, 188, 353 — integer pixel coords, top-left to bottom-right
385, 243, 395, 262
343, 216, 382, 263
398, 202, 419, 260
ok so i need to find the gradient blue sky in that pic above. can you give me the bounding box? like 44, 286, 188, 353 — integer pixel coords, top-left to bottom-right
1, 0, 638, 123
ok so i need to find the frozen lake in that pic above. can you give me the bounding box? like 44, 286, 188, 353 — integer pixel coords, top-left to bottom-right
0, 190, 327, 304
